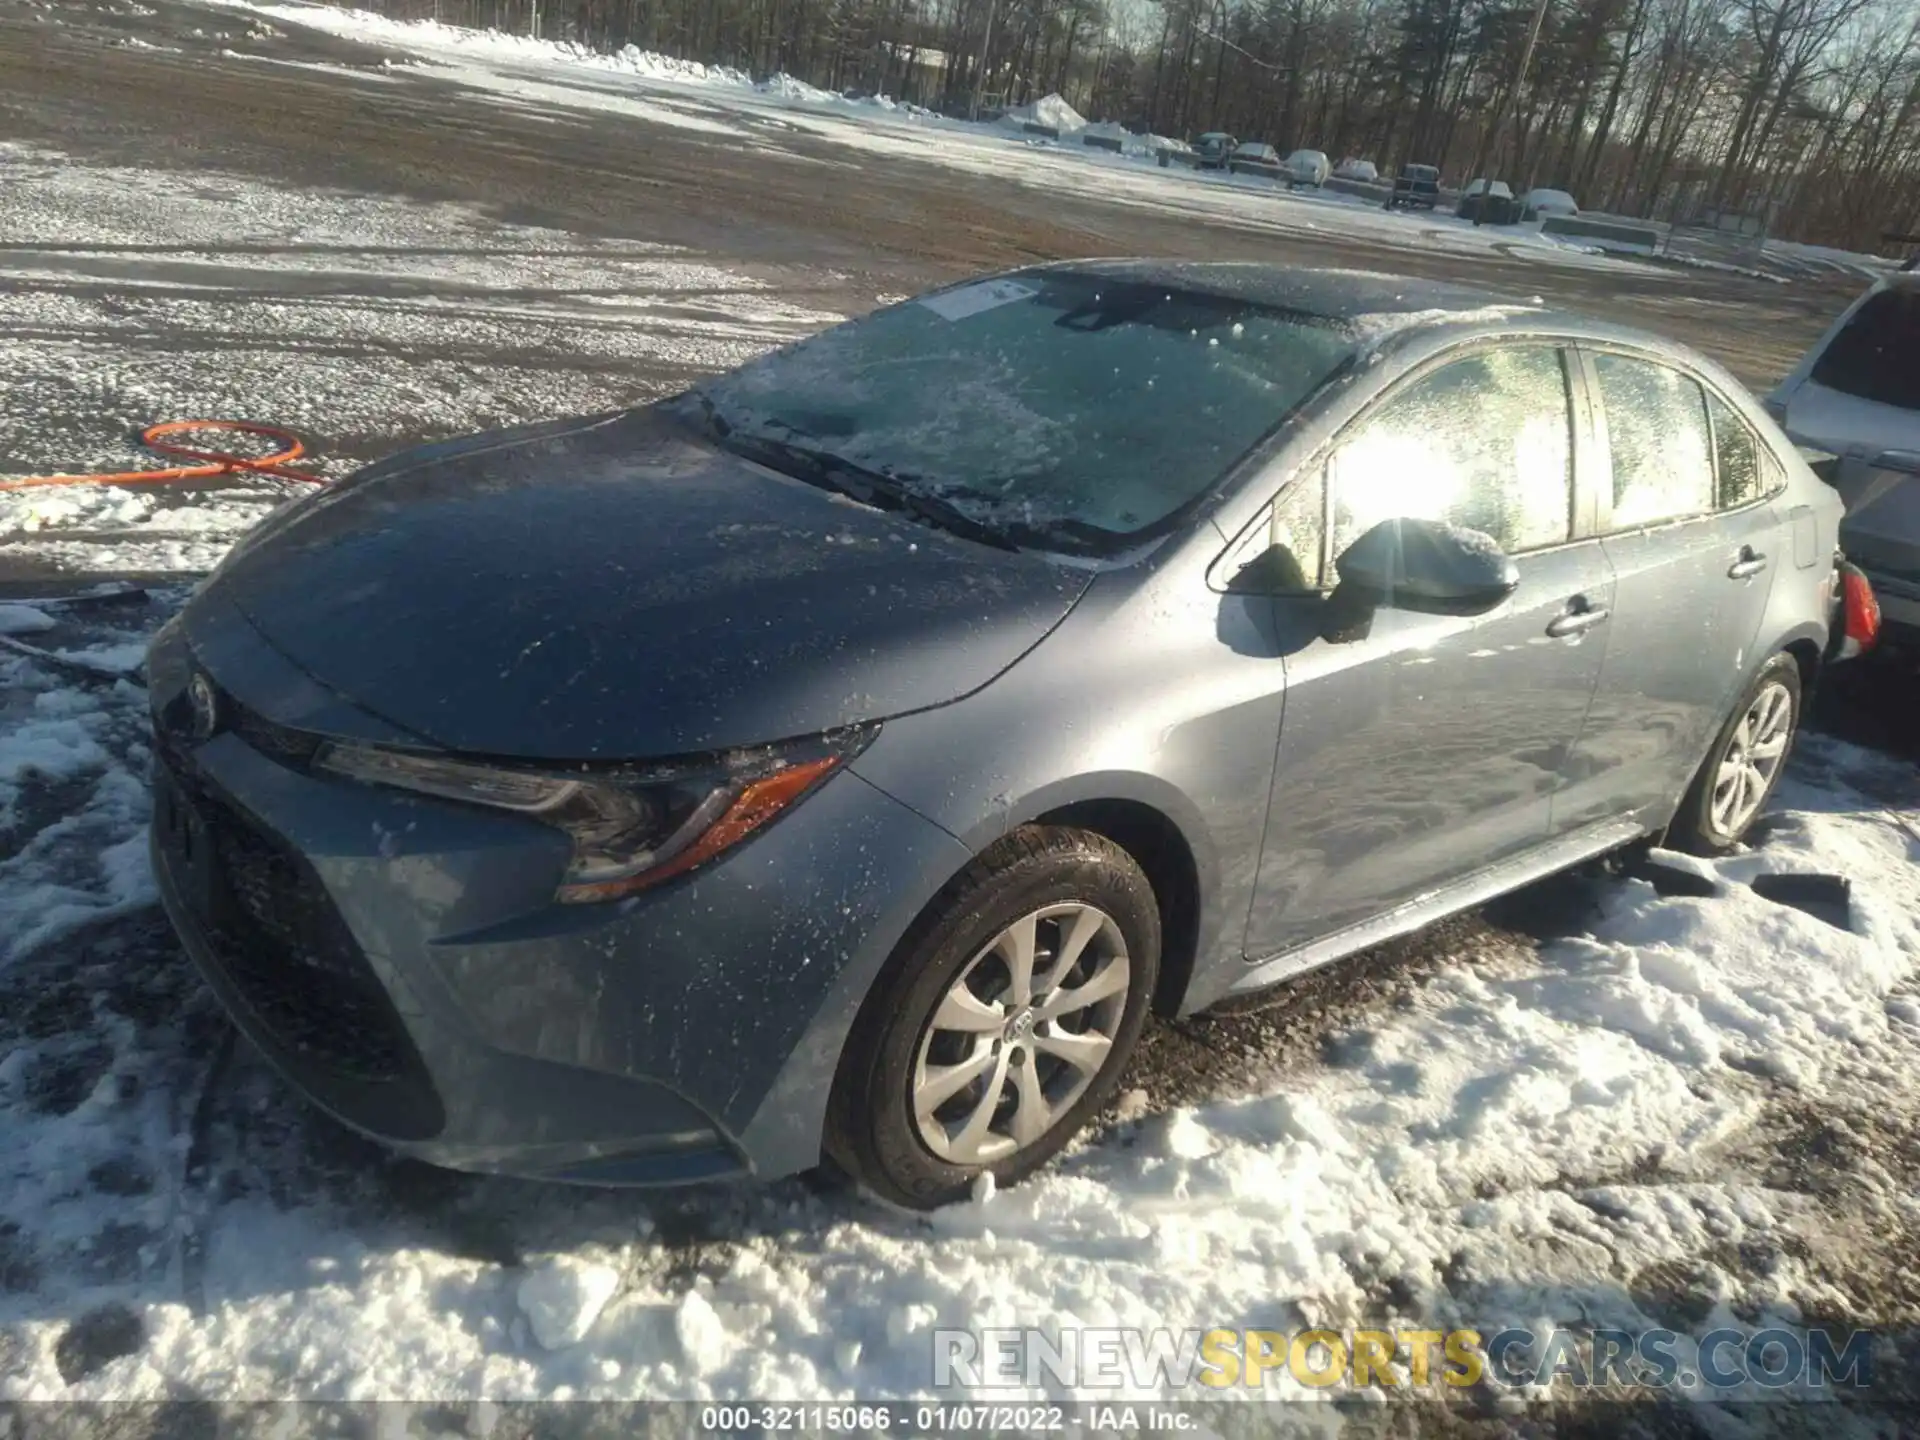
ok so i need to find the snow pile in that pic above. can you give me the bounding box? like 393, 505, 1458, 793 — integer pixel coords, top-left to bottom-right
756, 72, 840, 105
517, 1257, 622, 1350
1002, 92, 1086, 133
0, 606, 160, 962
0, 603, 57, 636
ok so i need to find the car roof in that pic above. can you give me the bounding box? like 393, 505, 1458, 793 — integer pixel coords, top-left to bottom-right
1036, 260, 1521, 319
1027, 260, 1702, 357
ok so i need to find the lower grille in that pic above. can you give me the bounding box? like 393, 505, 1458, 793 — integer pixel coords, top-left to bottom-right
157, 752, 431, 1098
199, 804, 412, 1081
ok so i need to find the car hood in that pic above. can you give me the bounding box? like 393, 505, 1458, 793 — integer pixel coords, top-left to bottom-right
203, 406, 1093, 760
1778, 380, 1920, 460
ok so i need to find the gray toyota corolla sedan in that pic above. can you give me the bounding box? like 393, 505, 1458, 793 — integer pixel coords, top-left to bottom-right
149, 262, 1859, 1208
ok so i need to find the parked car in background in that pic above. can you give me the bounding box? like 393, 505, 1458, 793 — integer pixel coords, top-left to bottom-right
1193, 132, 1237, 170
1768, 271, 1919, 649
1521, 187, 1580, 220
1333, 157, 1379, 182
1386, 162, 1441, 209
150, 261, 1866, 1209
1284, 149, 1331, 187
1458, 179, 1519, 223
1228, 142, 1285, 178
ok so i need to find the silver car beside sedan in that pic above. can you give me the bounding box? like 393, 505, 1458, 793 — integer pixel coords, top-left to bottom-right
1768, 268, 1919, 652
149, 263, 1865, 1209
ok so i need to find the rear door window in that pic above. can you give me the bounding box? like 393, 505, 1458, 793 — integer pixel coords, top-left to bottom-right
1593, 353, 1714, 528
1330, 346, 1574, 556
1810, 289, 1920, 410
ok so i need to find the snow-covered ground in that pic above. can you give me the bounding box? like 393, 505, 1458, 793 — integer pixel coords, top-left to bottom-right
0, 138, 845, 572
4, 577, 1919, 1406
4, 135, 1920, 1418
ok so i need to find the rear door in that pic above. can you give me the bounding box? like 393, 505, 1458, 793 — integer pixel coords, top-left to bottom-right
1566, 349, 1784, 827
1243, 343, 1616, 960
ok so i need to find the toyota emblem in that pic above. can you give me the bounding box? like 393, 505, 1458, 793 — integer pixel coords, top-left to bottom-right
187, 673, 220, 742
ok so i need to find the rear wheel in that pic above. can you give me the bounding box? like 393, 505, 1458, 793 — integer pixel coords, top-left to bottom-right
827, 827, 1159, 1209
1669, 653, 1802, 853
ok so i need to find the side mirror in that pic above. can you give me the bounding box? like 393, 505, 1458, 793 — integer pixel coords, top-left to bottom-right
1331, 517, 1520, 619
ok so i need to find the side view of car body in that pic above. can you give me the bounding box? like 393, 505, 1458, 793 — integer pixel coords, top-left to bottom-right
1227, 142, 1284, 178
1333, 157, 1378, 182
1457, 178, 1518, 223
149, 263, 1853, 1209
1284, 149, 1331, 187
1193, 132, 1237, 169
1387, 163, 1441, 209
1768, 271, 1919, 647
1522, 187, 1580, 221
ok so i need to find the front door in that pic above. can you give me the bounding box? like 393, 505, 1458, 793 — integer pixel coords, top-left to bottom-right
1244, 344, 1615, 961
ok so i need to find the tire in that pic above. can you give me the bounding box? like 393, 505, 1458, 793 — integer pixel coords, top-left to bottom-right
826, 826, 1160, 1210
1668, 653, 1803, 854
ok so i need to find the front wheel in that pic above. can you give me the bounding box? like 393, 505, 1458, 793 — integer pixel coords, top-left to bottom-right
1668, 654, 1802, 853
826, 827, 1159, 1209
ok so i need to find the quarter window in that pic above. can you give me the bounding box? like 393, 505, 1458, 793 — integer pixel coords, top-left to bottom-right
1330, 347, 1574, 556
1594, 353, 1714, 528
1706, 389, 1763, 509
1270, 472, 1326, 588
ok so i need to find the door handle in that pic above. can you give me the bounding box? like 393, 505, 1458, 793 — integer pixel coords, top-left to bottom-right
1728, 548, 1769, 580
1546, 604, 1610, 638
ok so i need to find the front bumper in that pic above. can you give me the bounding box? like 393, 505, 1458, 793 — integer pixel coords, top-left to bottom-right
147, 603, 972, 1185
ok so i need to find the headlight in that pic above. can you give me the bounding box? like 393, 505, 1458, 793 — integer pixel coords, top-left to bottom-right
313, 732, 869, 903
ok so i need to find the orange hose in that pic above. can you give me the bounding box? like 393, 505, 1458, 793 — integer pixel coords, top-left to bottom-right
0, 420, 325, 491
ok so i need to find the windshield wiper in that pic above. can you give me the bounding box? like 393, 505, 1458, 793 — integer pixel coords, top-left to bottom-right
705, 425, 1022, 553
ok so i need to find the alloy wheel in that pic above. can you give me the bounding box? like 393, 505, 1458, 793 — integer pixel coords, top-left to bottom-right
1711, 679, 1794, 836
910, 902, 1131, 1165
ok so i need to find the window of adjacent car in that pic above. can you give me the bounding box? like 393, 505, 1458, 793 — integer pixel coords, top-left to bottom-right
1593, 353, 1714, 529
1810, 288, 1920, 411
1328, 346, 1574, 558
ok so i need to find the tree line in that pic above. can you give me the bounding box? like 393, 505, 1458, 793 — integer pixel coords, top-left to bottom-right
361, 0, 1918, 251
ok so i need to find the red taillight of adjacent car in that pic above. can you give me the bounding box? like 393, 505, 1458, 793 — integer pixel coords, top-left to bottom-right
1842, 564, 1881, 653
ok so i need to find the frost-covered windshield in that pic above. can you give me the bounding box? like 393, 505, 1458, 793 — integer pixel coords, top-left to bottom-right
691, 272, 1357, 552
